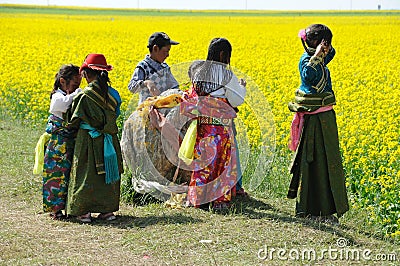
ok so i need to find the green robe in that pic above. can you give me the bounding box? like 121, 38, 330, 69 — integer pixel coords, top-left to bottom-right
66, 81, 123, 216
288, 91, 349, 217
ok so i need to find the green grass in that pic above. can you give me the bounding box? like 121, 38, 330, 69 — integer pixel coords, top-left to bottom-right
0, 116, 398, 265
1, 4, 400, 17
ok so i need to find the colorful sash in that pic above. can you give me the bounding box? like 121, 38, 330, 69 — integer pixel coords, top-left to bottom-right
80, 122, 119, 184
288, 90, 336, 151
289, 106, 333, 151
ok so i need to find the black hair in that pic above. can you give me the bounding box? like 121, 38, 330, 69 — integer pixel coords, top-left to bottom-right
206, 38, 232, 64
81, 67, 111, 101
51, 64, 79, 99
187, 38, 233, 96
301, 24, 333, 55
148, 40, 169, 53
188, 60, 233, 96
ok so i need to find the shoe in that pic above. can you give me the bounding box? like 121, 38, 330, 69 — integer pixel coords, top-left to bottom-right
76, 212, 92, 223
195, 203, 211, 211
98, 212, 116, 221
311, 215, 339, 225
324, 215, 339, 225
49, 210, 65, 220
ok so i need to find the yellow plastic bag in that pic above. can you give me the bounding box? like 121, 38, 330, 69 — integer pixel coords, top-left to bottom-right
33, 132, 51, 175
178, 119, 197, 165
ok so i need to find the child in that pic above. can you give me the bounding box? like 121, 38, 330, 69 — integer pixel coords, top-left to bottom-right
67, 54, 123, 223
42, 64, 82, 220
288, 24, 349, 223
184, 38, 246, 211
128, 32, 180, 104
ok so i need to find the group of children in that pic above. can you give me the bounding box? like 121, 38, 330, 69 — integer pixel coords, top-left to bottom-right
39, 53, 124, 223
36, 24, 348, 223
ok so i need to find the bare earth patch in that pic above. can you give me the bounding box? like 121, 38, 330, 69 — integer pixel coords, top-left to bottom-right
0, 119, 398, 265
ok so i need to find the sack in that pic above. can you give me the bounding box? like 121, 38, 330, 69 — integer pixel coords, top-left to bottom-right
33, 132, 51, 175
178, 119, 197, 164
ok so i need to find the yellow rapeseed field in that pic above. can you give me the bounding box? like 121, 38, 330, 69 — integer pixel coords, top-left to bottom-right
0, 7, 399, 237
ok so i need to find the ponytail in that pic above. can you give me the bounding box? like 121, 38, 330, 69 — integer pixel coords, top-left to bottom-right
82, 68, 111, 102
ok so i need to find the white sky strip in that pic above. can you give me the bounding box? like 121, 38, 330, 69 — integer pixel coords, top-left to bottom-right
1, 0, 400, 10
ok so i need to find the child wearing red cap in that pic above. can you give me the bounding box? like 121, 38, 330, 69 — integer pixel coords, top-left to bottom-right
128, 32, 180, 104
66, 53, 123, 223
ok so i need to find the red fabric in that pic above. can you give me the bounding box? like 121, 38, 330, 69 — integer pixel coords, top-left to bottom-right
180, 87, 237, 120
187, 122, 237, 207
183, 86, 238, 206
289, 106, 333, 151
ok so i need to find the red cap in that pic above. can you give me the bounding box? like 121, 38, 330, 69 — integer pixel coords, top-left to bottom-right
79, 53, 113, 73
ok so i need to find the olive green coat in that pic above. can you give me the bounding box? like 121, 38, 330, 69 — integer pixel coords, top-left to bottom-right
288, 91, 349, 217
66, 81, 123, 216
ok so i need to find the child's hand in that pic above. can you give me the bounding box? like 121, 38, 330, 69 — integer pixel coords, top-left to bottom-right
144, 80, 161, 96
315, 39, 330, 58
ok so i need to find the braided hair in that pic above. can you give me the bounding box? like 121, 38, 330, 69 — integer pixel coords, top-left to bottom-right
301, 24, 332, 56
82, 67, 111, 101
51, 64, 79, 99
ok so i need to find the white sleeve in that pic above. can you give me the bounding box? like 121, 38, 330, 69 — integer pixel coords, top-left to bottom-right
49, 89, 82, 114
224, 74, 246, 107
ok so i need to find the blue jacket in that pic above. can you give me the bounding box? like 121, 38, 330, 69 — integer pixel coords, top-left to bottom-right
298, 47, 335, 95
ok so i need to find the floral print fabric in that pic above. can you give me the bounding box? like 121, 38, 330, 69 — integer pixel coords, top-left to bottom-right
42, 114, 75, 213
